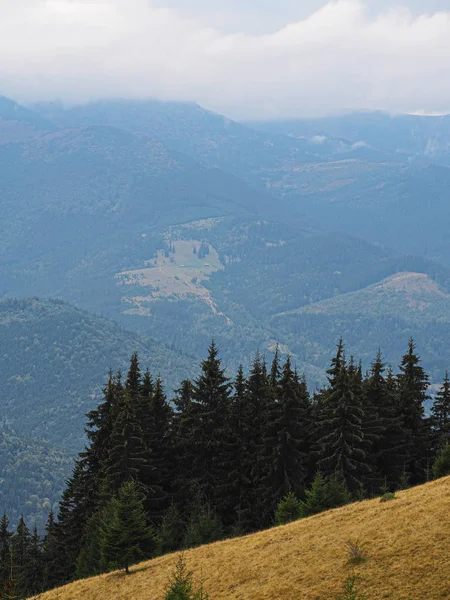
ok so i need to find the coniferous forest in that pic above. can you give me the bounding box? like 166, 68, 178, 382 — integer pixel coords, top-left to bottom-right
1, 339, 450, 598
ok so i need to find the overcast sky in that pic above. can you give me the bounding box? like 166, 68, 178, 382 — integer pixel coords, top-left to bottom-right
1, 0, 450, 119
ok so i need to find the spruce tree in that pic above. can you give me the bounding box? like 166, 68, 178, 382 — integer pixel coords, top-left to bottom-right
432, 371, 450, 447
262, 357, 310, 520
0, 513, 11, 583
242, 353, 271, 530
104, 390, 149, 492
42, 511, 60, 591
101, 480, 157, 574
141, 377, 174, 522
316, 345, 370, 493
12, 516, 30, 597
21, 525, 43, 597
363, 353, 406, 491
190, 342, 232, 522
164, 554, 209, 600
172, 379, 198, 507
397, 339, 431, 484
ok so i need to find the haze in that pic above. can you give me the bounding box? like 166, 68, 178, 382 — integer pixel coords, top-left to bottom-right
1, 0, 450, 119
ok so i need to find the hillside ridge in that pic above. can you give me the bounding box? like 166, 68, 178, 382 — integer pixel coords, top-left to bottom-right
35, 476, 450, 600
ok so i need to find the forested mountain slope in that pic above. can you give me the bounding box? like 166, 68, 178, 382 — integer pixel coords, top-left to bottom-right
0, 298, 196, 448
35, 476, 450, 600
0, 427, 72, 528
2, 97, 450, 382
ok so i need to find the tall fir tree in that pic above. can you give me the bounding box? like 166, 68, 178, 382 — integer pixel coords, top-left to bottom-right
316, 344, 370, 493
396, 339, 431, 483
21, 526, 43, 598
101, 480, 157, 574
190, 342, 232, 522
364, 355, 407, 490
261, 357, 310, 521
104, 390, 150, 492
140, 377, 174, 523
225, 365, 253, 532
432, 371, 450, 447
12, 515, 30, 595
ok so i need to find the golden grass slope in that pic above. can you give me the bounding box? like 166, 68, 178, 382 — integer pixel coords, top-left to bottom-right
36, 477, 450, 600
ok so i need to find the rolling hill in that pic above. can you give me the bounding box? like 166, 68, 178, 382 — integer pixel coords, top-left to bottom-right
0, 298, 197, 449
2, 97, 450, 384
273, 272, 450, 380
34, 476, 450, 600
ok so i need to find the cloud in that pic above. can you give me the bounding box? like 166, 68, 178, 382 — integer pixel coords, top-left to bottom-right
1, 0, 450, 119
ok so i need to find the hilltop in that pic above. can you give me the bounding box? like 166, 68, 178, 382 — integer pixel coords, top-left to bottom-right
273, 271, 450, 379
35, 476, 450, 600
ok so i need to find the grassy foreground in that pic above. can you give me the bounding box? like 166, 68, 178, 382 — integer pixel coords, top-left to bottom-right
34, 476, 449, 600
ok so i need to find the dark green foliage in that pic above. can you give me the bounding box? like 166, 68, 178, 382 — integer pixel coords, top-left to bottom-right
336, 576, 368, 600
183, 503, 224, 549
432, 372, 450, 446
262, 357, 310, 518
20, 526, 43, 597
158, 504, 186, 555
164, 554, 209, 600
275, 492, 302, 525
101, 480, 157, 574
300, 473, 351, 518
104, 390, 149, 493
5, 339, 442, 595
432, 442, 450, 479
138, 376, 174, 523
364, 358, 406, 491
316, 345, 370, 493
0, 514, 12, 582
380, 492, 396, 503
190, 342, 232, 521
397, 339, 432, 484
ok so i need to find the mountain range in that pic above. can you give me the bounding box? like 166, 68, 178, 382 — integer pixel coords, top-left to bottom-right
2, 93, 450, 525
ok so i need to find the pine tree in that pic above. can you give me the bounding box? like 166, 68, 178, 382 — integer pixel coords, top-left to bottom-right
261, 357, 310, 520
183, 502, 223, 549
242, 353, 271, 530
397, 339, 431, 484
158, 503, 186, 555
172, 379, 198, 507
190, 342, 232, 522
139, 377, 174, 523
363, 353, 406, 491
225, 365, 252, 532
432, 371, 450, 447
275, 492, 302, 525
164, 554, 209, 600
432, 442, 450, 478
101, 480, 157, 574
42, 511, 60, 591
316, 346, 370, 494
299, 472, 350, 517
104, 390, 149, 492
53, 461, 90, 584
11, 516, 30, 587
0, 514, 11, 583
21, 525, 43, 597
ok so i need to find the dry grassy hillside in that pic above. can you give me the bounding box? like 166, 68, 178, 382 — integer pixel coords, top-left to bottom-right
35, 477, 450, 600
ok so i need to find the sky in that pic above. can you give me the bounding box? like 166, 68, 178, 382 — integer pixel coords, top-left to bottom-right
1, 0, 450, 119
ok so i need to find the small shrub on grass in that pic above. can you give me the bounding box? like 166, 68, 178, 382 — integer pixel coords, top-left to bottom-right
299, 472, 351, 518
380, 492, 396, 503
346, 539, 368, 565
275, 492, 302, 525
336, 575, 368, 600
433, 442, 450, 478
165, 554, 209, 600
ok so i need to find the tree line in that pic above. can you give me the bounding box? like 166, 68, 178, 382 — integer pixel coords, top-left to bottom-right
1, 338, 449, 598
